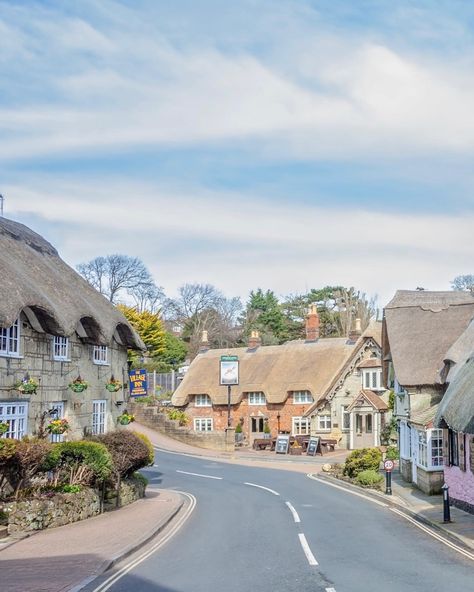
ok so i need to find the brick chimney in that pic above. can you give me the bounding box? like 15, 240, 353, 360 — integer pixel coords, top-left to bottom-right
305, 305, 320, 342
348, 318, 362, 342
198, 330, 210, 353
248, 330, 261, 350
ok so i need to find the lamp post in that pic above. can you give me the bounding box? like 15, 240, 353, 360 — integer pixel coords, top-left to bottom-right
277, 412, 281, 434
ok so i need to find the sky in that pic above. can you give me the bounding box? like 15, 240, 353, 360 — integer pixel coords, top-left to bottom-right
1, 0, 473, 311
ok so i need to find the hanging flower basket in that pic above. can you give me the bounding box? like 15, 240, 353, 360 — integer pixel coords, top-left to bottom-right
15, 377, 39, 395
106, 376, 122, 393
0, 421, 9, 435
117, 412, 135, 426
46, 418, 70, 435
68, 376, 88, 393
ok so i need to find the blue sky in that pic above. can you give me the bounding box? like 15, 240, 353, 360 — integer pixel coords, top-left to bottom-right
1, 0, 473, 309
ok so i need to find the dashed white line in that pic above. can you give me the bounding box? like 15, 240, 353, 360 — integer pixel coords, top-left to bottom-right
244, 482, 280, 496
326, 588, 337, 591
285, 501, 301, 523
176, 470, 223, 480
298, 533, 318, 566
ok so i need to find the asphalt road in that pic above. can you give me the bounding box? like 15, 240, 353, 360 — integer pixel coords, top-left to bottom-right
87, 448, 473, 592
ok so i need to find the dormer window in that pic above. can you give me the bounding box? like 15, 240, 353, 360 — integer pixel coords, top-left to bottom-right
195, 394, 212, 407
0, 319, 20, 357
248, 392, 266, 405
293, 390, 313, 404
53, 336, 69, 361
93, 345, 108, 365
362, 369, 383, 391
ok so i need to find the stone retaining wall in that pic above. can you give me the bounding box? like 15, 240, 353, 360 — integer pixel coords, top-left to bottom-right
6, 476, 146, 534
130, 403, 235, 452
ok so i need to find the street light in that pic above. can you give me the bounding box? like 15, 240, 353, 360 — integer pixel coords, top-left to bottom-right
277, 412, 281, 433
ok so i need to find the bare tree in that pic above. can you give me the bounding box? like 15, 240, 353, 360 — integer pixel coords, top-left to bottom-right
451, 274, 474, 293
128, 282, 165, 314
77, 254, 155, 304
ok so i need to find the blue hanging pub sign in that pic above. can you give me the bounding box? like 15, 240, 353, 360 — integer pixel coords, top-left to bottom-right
129, 369, 148, 397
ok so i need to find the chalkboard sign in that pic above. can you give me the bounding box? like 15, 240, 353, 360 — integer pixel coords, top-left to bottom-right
275, 434, 290, 454
306, 437, 320, 456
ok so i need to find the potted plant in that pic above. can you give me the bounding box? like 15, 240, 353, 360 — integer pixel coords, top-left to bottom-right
263, 421, 271, 439
117, 411, 135, 425
46, 418, 70, 435
15, 377, 39, 395
68, 376, 88, 393
106, 376, 122, 393
0, 421, 9, 436
289, 440, 303, 455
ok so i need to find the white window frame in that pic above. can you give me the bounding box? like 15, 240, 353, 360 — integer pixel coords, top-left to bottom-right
194, 417, 213, 432
292, 416, 311, 435
92, 399, 107, 435
293, 390, 313, 404
53, 336, 69, 361
0, 402, 28, 439
92, 345, 108, 365
399, 421, 412, 460
0, 318, 20, 357
341, 405, 350, 431
362, 369, 383, 391
318, 414, 332, 431
416, 428, 443, 471
195, 394, 212, 407
248, 392, 266, 405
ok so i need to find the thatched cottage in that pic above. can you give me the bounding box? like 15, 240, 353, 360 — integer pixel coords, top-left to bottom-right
172, 306, 389, 448
0, 217, 144, 440
435, 319, 474, 513
382, 290, 474, 494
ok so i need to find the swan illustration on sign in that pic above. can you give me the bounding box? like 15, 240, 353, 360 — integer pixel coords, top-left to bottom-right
220, 356, 239, 385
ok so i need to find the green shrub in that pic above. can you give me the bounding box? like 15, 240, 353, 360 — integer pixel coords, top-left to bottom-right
355, 469, 383, 488
13, 438, 52, 498
46, 441, 112, 486
343, 447, 382, 478
166, 409, 190, 426
132, 471, 149, 487
133, 395, 159, 405
386, 446, 399, 460
135, 432, 155, 466
235, 423, 242, 434
58, 484, 82, 494
0, 438, 18, 495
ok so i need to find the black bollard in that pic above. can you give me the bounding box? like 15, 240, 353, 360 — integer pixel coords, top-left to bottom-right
385, 470, 392, 495
442, 483, 451, 523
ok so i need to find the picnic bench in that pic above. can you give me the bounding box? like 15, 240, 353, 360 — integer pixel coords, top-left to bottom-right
252, 438, 273, 450
320, 439, 338, 454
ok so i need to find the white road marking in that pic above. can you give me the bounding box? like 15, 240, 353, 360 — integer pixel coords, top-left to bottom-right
298, 533, 318, 566
306, 474, 388, 508
176, 470, 222, 480
389, 507, 474, 562
244, 482, 280, 496
90, 491, 196, 592
326, 588, 337, 591
285, 501, 301, 523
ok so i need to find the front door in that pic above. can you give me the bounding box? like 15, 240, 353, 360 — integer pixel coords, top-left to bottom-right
354, 412, 374, 448
250, 417, 265, 443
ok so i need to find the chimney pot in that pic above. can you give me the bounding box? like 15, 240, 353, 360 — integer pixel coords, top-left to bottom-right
348, 318, 362, 342
248, 330, 261, 350
198, 330, 210, 353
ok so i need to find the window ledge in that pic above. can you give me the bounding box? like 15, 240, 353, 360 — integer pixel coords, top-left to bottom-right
0, 353, 23, 359
53, 358, 71, 363
93, 361, 110, 366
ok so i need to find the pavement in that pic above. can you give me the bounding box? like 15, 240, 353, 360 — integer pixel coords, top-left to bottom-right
1, 423, 473, 591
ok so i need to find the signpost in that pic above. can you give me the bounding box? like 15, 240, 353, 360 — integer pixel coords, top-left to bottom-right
129, 369, 148, 398
220, 355, 239, 427
275, 434, 290, 454
306, 436, 320, 456
384, 459, 394, 495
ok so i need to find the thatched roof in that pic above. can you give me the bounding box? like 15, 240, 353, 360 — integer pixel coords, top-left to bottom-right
443, 318, 474, 381
435, 357, 474, 433
172, 337, 358, 407
0, 217, 144, 349
384, 290, 474, 386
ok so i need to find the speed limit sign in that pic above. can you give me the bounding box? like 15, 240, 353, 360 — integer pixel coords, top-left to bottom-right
384, 459, 394, 472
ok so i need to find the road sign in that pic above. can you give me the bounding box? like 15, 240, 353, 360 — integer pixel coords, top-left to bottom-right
384, 459, 394, 472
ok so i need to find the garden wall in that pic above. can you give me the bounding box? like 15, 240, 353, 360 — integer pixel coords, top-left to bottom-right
6, 476, 146, 534
130, 403, 235, 452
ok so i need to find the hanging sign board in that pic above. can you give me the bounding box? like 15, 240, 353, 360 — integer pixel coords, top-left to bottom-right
306, 437, 320, 456
275, 434, 290, 454
220, 355, 239, 386
129, 369, 148, 397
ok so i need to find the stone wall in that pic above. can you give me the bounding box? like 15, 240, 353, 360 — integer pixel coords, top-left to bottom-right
130, 403, 235, 452
5, 476, 146, 534
0, 311, 130, 440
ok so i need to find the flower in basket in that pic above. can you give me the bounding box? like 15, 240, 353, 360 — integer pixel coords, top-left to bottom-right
68, 376, 88, 393
117, 412, 135, 425
15, 376, 39, 395
105, 376, 122, 393
0, 421, 9, 435
46, 418, 70, 435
